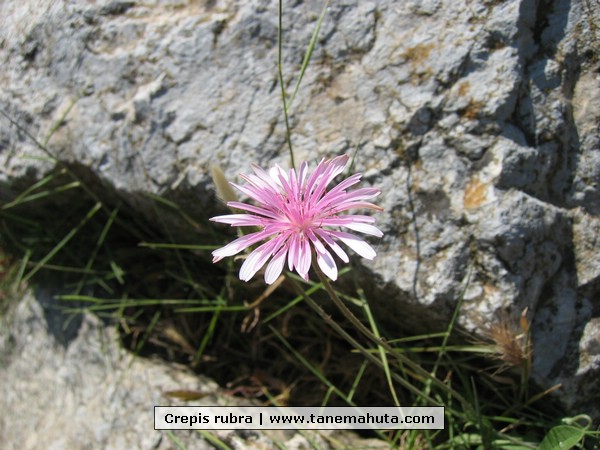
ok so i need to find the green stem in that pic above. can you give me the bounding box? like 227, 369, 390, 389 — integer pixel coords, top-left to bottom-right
310, 263, 470, 409
314, 264, 384, 349
287, 276, 441, 405
278, 0, 295, 170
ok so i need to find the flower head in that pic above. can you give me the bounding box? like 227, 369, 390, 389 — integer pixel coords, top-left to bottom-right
211, 155, 383, 284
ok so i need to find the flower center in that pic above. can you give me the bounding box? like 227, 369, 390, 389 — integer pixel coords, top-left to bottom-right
287, 207, 314, 233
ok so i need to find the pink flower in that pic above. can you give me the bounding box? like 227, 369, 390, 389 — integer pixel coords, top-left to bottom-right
211, 155, 383, 284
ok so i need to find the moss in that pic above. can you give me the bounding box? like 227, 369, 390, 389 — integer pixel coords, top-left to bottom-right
401, 42, 436, 65
457, 81, 470, 97
461, 99, 486, 120
400, 43, 436, 84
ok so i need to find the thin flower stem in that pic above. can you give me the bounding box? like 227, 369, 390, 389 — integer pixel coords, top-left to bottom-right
313, 263, 384, 349
287, 276, 442, 406
310, 262, 470, 409
278, 0, 295, 170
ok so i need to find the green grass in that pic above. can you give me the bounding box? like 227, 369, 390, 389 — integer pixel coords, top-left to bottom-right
0, 1, 599, 449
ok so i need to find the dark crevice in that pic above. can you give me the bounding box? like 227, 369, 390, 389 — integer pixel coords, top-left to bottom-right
99, 1, 136, 17
507, 0, 586, 212
532, 0, 553, 49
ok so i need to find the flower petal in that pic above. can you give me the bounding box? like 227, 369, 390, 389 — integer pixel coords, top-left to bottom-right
269, 165, 288, 188
264, 246, 287, 284
321, 187, 381, 209
329, 231, 377, 260
210, 214, 269, 227
314, 229, 350, 263
319, 215, 376, 225
212, 229, 278, 262
304, 158, 327, 198
316, 247, 338, 281
250, 164, 282, 193
239, 238, 283, 281
227, 201, 280, 219
287, 234, 299, 271
306, 228, 326, 253
231, 182, 279, 208
329, 202, 384, 213
297, 161, 308, 196
340, 222, 384, 237
307, 155, 349, 205
313, 173, 362, 208
296, 236, 312, 278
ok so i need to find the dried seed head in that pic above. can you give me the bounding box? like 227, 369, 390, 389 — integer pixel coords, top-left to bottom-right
211, 164, 239, 205
484, 307, 532, 374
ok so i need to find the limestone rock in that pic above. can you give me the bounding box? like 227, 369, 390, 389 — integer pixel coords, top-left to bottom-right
0, 290, 377, 449
1, 0, 599, 419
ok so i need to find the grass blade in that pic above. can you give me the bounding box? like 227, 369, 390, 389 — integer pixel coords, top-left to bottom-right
287, 0, 330, 110
357, 286, 400, 407
23, 202, 102, 282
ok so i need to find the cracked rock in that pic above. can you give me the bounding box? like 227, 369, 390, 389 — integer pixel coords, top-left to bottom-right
1, 0, 599, 421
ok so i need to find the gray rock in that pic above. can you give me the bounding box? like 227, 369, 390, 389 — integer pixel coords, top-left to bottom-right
0, 290, 378, 449
0, 289, 212, 449
1, 0, 599, 420
573, 209, 600, 288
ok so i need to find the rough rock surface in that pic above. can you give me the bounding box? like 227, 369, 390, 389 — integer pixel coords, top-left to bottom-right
0, 0, 599, 419
0, 290, 379, 449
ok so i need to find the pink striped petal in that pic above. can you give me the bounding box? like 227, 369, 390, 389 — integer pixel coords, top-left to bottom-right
264, 246, 287, 284
303, 158, 328, 198
313, 173, 362, 207
329, 231, 377, 260
316, 247, 338, 281
314, 229, 350, 263
321, 187, 381, 208
250, 164, 282, 192
305, 228, 326, 254
296, 237, 312, 278
297, 161, 308, 196
341, 222, 384, 237
210, 214, 269, 227
307, 156, 349, 205
227, 201, 280, 219
239, 238, 284, 281
329, 202, 384, 213
287, 234, 300, 271
212, 229, 279, 262
318, 215, 376, 225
